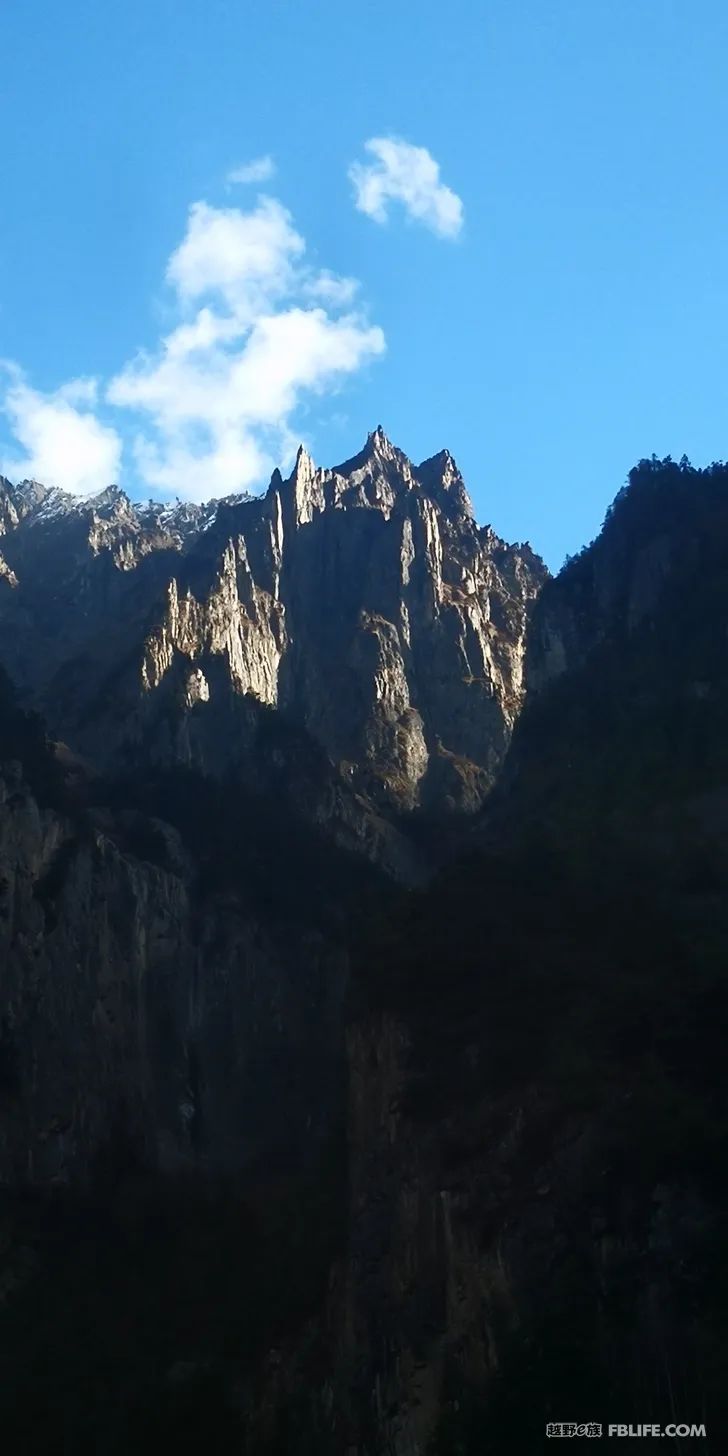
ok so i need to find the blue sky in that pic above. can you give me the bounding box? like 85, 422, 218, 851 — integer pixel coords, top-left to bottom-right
1, 0, 728, 568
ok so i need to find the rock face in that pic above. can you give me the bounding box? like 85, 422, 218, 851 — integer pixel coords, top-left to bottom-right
4, 450, 728, 1451
0, 756, 351, 1191
0, 427, 548, 1191
0, 431, 546, 815
293, 457, 728, 1454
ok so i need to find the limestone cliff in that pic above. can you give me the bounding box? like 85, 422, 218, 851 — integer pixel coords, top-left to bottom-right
0, 431, 546, 817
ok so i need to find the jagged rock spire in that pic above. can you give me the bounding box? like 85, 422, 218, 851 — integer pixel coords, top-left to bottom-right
86, 484, 132, 513
279, 443, 323, 526
365, 425, 398, 461
293, 443, 316, 480
415, 449, 474, 521
333, 426, 406, 480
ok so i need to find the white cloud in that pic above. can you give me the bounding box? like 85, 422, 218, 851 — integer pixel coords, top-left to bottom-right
349, 136, 464, 239
0, 365, 122, 496
225, 307, 384, 424
226, 155, 276, 186
166, 197, 304, 320
107, 194, 385, 498
56, 376, 100, 407
129, 428, 272, 500
1, 185, 385, 503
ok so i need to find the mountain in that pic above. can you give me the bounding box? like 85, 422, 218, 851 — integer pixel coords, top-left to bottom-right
0, 428, 549, 1199
311, 456, 728, 1453
0, 449, 727, 1452
0, 428, 546, 819
493, 453, 728, 842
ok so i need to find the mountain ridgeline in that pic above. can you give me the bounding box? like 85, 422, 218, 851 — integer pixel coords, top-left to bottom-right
0, 445, 727, 1453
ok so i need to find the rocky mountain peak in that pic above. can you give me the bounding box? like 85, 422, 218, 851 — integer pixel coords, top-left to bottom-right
366, 423, 396, 458
9, 477, 52, 518
84, 483, 132, 516
293, 443, 316, 477
415, 447, 475, 521
333, 425, 411, 484
280, 442, 324, 525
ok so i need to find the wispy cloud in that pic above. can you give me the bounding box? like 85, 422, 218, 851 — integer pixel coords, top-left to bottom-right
303, 270, 360, 308
0, 363, 122, 495
0, 182, 385, 501
226, 155, 276, 186
349, 136, 463, 239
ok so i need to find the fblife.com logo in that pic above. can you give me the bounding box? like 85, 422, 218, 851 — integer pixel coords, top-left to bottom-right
545, 1423, 707, 1439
